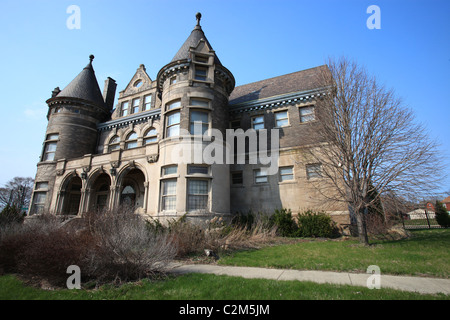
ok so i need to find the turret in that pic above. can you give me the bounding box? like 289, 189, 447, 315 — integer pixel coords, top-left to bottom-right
156, 13, 235, 218
43, 55, 113, 161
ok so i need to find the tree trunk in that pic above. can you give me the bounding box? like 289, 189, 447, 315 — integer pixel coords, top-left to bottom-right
355, 209, 369, 245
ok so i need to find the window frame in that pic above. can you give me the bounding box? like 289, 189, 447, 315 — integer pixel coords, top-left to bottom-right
160, 178, 177, 211
299, 105, 315, 123
189, 109, 210, 135
120, 101, 129, 117
231, 171, 243, 185
254, 168, 268, 184
132, 98, 140, 114
187, 179, 209, 212
279, 166, 294, 182
143, 94, 152, 111
42, 133, 59, 161
306, 163, 322, 179
251, 115, 265, 130
125, 132, 138, 150
275, 110, 289, 127
166, 111, 181, 138
144, 127, 158, 144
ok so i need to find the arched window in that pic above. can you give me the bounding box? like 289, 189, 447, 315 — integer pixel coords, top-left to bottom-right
120, 185, 136, 206
108, 135, 120, 152
125, 132, 138, 149
144, 128, 157, 144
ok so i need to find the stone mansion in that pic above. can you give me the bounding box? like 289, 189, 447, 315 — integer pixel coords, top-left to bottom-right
28, 13, 349, 225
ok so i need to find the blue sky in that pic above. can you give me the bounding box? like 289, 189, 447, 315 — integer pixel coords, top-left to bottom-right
0, 0, 449, 195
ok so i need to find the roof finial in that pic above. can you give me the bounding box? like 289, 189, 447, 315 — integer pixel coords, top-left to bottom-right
196, 12, 202, 26
89, 54, 95, 63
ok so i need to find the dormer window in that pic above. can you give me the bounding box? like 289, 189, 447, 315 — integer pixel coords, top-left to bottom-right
194, 55, 209, 64
120, 101, 129, 117
194, 66, 208, 81
132, 98, 140, 114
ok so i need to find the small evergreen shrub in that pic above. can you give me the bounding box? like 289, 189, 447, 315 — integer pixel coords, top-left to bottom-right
270, 208, 298, 237
0, 205, 24, 227
435, 201, 450, 228
296, 210, 339, 238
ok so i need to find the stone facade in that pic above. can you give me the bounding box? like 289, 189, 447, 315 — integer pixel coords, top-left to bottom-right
28, 14, 349, 226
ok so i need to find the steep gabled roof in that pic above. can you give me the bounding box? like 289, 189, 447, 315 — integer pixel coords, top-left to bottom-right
229, 65, 331, 106
56, 55, 106, 108
171, 12, 221, 65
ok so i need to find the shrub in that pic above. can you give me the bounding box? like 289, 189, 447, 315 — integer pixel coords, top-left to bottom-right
270, 208, 298, 237
435, 201, 450, 228
85, 206, 177, 282
297, 210, 339, 238
0, 205, 24, 227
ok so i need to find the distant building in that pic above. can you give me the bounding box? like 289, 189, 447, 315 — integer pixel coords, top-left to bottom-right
443, 196, 450, 211
28, 13, 348, 225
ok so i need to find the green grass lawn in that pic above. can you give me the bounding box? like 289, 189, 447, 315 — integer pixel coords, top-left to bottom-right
0, 273, 448, 300
1, 229, 448, 300
218, 229, 450, 278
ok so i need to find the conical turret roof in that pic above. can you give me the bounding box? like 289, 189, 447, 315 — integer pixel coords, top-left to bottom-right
56, 55, 106, 108
171, 13, 221, 65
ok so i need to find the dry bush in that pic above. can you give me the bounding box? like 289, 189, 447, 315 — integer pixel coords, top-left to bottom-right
153, 214, 278, 259
85, 206, 177, 283
0, 209, 177, 287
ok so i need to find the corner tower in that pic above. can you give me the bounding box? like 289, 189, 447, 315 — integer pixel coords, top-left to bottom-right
156, 13, 235, 220
30, 55, 115, 215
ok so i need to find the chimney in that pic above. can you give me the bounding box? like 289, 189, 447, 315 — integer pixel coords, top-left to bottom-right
103, 77, 117, 111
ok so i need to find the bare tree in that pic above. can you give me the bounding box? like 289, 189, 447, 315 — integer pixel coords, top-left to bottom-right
305, 56, 444, 245
0, 177, 34, 210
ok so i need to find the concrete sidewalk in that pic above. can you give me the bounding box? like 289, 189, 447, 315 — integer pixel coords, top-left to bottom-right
168, 263, 450, 295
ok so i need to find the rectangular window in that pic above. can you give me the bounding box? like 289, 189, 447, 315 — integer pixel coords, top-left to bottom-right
195, 66, 208, 81
254, 169, 268, 184
190, 98, 209, 108
306, 163, 322, 179
166, 111, 180, 137
279, 166, 294, 182
188, 165, 209, 175
299, 106, 315, 123
121, 101, 129, 117
231, 171, 243, 185
144, 94, 152, 110
42, 133, 58, 161
275, 110, 289, 127
170, 76, 177, 85
194, 55, 209, 64
132, 98, 140, 114
31, 191, 46, 215
190, 110, 209, 135
35, 182, 49, 190
161, 179, 177, 211
187, 179, 209, 211
230, 119, 241, 129
162, 165, 178, 176
252, 115, 264, 130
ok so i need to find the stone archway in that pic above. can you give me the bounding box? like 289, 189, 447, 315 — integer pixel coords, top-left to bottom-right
61, 175, 83, 215
89, 173, 111, 212
118, 168, 146, 212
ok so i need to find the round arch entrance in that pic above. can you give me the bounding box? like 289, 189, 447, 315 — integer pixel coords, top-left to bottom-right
89, 173, 111, 212
119, 168, 146, 211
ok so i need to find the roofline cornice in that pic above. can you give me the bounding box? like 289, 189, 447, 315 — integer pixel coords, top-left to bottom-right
228, 85, 333, 114
97, 108, 161, 131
